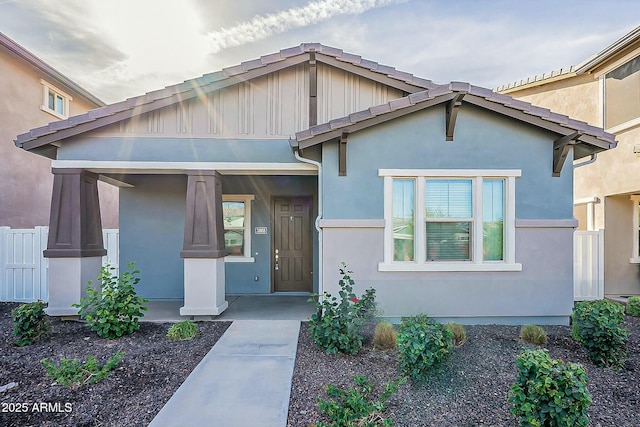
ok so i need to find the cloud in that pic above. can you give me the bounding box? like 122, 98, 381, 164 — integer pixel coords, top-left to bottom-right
207, 0, 406, 52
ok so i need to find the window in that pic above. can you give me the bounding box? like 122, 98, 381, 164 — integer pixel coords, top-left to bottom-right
380, 169, 521, 272
40, 79, 72, 119
604, 55, 640, 130
222, 194, 255, 262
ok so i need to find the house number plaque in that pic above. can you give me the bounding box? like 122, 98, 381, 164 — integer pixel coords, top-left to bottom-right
254, 227, 267, 235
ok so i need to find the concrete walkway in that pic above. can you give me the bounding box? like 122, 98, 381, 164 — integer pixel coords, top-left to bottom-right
148, 320, 301, 427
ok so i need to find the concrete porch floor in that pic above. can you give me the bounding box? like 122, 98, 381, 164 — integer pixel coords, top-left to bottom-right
141, 294, 314, 322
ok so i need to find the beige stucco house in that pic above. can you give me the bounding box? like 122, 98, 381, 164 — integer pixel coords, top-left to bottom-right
0, 32, 118, 228
498, 25, 640, 299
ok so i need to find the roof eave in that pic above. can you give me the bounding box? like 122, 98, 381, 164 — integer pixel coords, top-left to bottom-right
0, 32, 105, 107
575, 25, 640, 74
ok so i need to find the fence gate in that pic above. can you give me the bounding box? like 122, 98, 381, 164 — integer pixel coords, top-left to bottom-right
0, 227, 119, 303
574, 230, 604, 301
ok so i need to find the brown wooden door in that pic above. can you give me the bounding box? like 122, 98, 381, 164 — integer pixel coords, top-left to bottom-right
273, 196, 312, 292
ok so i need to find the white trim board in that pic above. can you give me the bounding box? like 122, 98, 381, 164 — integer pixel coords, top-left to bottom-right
51, 160, 318, 175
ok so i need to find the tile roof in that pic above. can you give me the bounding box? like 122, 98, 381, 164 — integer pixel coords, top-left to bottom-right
16, 43, 437, 150
294, 82, 617, 155
496, 25, 640, 93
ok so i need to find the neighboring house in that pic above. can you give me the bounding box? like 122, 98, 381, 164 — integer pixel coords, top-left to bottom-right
497, 25, 640, 299
0, 32, 118, 229
15, 44, 615, 324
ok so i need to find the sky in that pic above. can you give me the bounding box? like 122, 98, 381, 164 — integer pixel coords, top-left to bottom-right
1, 0, 638, 104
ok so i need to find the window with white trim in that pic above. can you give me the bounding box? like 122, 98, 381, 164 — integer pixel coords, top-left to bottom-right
223, 194, 255, 262
40, 79, 72, 119
380, 169, 521, 272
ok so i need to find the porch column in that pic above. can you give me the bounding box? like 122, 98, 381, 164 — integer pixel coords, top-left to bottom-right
44, 169, 106, 316
180, 171, 228, 317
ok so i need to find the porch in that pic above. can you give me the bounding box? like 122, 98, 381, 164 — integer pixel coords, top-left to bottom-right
141, 295, 314, 322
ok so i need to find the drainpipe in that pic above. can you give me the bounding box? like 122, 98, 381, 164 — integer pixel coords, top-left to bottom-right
574, 153, 597, 168
293, 147, 323, 297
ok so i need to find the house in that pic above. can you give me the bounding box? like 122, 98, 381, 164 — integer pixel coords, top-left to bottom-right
0, 32, 118, 229
15, 44, 616, 324
497, 25, 640, 300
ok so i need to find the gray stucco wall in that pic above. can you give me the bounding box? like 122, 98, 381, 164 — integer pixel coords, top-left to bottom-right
319, 104, 575, 324
120, 174, 317, 299
322, 105, 573, 220
57, 137, 299, 163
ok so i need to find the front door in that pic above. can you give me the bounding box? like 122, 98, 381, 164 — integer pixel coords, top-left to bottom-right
272, 196, 313, 292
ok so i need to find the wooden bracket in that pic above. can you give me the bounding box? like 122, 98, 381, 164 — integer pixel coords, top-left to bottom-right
553, 132, 582, 177
446, 93, 465, 141
339, 132, 348, 176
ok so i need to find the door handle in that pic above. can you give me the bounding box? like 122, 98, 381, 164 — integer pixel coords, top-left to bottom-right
275, 248, 279, 271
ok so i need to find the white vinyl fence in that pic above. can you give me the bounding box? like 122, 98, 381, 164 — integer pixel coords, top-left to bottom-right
0, 227, 119, 302
573, 230, 604, 301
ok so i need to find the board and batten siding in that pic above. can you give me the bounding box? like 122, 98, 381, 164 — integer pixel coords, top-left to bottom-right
81, 63, 404, 140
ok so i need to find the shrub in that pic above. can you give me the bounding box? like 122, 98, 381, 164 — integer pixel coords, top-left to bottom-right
626, 296, 640, 317
314, 374, 404, 427
373, 322, 397, 350
167, 320, 199, 341
519, 324, 547, 346
397, 315, 452, 382
12, 301, 49, 346
41, 350, 124, 388
308, 263, 377, 355
447, 323, 466, 347
571, 299, 628, 368
74, 262, 148, 339
509, 349, 592, 427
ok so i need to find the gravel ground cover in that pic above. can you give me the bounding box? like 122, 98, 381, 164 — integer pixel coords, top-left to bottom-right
288, 316, 640, 427
0, 302, 230, 427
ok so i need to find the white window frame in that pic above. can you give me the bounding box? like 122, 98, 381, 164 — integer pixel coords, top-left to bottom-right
379, 169, 522, 272
630, 195, 640, 264
223, 194, 255, 263
40, 79, 72, 119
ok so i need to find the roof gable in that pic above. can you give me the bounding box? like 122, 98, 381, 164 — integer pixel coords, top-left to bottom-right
16, 43, 437, 151
293, 82, 617, 175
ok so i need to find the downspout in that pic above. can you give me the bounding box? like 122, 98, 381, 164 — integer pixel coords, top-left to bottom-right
574, 153, 597, 168
293, 147, 323, 296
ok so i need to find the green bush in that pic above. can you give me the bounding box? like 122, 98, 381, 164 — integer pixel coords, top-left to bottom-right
74, 262, 148, 339
42, 350, 124, 388
308, 263, 377, 355
314, 374, 404, 427
397, 315, 452, 382
509, 349, 592, 427
626, 296, 640, 317
167, 320, 199, 341
447, 322, 467, 347
519, 324, 547, 346
12, 301, 49, 346
571, 299, 628, 368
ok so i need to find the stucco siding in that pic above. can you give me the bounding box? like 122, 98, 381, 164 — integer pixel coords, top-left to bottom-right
604, 195, 640, 296
119, 174, 318, 299
321, 225, 574, 324
57, 137, 298, 163
0, 46, 118, 228
322, 105, 573, 220
504, 74, 600, 126
120, 175, 187, 299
